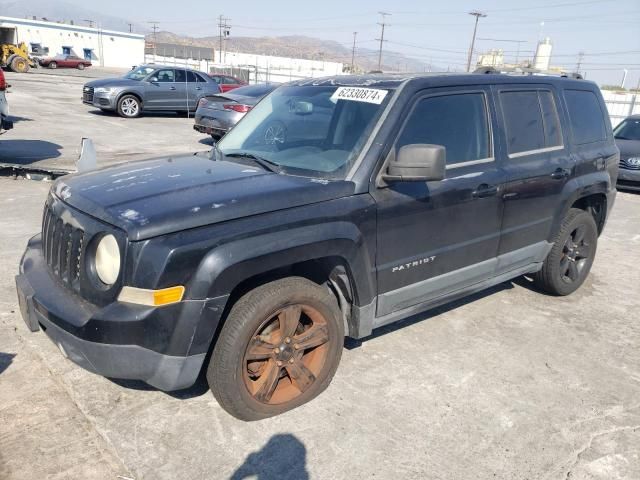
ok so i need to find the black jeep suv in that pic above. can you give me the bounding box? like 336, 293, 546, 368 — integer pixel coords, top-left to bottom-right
16, 74, 618, 421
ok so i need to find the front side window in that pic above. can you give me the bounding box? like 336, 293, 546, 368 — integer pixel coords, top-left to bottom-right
216, 85, 393, 179
154, 69, 175, 83
397, 92, 490, 166
175, 69, 186, 83
564, 89, 607, 144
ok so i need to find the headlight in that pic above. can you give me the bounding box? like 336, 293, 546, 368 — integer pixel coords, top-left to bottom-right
95, 234, 120, 285
94, 87, 114, 95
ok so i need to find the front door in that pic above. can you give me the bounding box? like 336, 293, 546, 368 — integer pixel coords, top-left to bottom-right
145, 69, 181, 110
371, 87, 505, 319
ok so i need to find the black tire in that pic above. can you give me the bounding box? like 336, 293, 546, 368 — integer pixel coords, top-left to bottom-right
207, 277, 344, 421
533, 208, 598, 296
49, 61, 57, 69
117, 94, 141, 118
77, 63, 85, 70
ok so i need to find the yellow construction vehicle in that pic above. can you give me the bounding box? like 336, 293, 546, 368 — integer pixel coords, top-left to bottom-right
0, 42, 38, 73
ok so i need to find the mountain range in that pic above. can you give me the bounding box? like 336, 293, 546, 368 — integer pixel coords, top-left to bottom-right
1, 0, 431, 71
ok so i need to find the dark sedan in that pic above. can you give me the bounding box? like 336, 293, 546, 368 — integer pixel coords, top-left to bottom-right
614, 114, 640, 191
194, 83, 278, 140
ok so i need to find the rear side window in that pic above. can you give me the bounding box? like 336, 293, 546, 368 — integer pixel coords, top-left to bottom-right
539, 91, 563, 147
186, 71, 198, 83
500, 91, 545, 155
564, 89, 607, 145
397, 93, 491, 166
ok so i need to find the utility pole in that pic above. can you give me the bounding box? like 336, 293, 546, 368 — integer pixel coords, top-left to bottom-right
466, 10, 487, 72
351, 31, 357, 73
217, 15, 231, 64
376, 12, 391, 71
576, 51, 584, 74
127, 22, 133, 33
148, 22, 159, 62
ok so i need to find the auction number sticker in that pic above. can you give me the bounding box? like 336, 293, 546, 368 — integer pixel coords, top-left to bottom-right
330, 87, 388, 104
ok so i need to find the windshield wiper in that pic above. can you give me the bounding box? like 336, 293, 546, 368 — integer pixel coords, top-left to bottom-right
224, 152, 282, 173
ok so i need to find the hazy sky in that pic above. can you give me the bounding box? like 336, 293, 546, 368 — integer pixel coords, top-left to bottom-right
69, 0, 640, 85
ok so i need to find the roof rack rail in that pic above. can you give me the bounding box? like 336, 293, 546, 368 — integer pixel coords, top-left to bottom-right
473, 66, 583, 80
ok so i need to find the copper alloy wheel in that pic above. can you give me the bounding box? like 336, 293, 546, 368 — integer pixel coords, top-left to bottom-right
242, 304, 332, 405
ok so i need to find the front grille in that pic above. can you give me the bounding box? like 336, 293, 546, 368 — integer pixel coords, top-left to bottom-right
620, 159, 640, 170
83, 86, 94, 103
42, 206, 85, 290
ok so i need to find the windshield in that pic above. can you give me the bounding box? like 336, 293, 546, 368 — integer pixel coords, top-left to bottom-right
216, 85, 393, 179
124, 66, 155, 81
614, 118, 640, 141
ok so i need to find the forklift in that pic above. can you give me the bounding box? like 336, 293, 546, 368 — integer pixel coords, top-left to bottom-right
0, 42, 38, 73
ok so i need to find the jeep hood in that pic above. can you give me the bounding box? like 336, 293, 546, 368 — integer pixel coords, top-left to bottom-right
53, 154, 355, 240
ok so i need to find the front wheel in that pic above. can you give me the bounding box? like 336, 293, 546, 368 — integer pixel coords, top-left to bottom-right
77, 63, 85, 70
49, 61, 57, 69
533, 208, 598, 296
117, 95, 141, 118
207, 277, 344, 421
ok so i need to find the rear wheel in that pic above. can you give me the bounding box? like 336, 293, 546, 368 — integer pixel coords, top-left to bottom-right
10, 56, 29, 73
117, 95, 141, 118
207, 277, 344, 421
48, 61, 57, 69
533, 208, 598, 296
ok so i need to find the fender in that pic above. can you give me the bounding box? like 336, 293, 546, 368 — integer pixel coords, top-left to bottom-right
187, 221, 376, 306
549, 169, 613, 241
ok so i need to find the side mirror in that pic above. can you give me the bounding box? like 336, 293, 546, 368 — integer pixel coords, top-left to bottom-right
383, 144, 446, 182
149, 76, 158, 83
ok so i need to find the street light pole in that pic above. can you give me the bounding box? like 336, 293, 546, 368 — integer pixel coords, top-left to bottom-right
466, 11, 487, 72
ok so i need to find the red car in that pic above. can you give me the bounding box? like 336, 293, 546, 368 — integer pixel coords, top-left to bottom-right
39, 54, 92, 70
208, 74, 247, 93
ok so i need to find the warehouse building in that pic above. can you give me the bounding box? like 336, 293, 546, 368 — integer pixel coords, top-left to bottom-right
0, 16, 144, 68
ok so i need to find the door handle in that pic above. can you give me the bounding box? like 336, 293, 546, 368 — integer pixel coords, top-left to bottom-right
472, 184, 499, 198
195, 86, 202, 90
169, 86, 177, 91
550, 168, 570, 180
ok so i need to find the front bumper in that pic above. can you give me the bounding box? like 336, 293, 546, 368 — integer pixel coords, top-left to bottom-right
83, 92, 117, 110
617, 168, 640, 191
16, 235, 227, 391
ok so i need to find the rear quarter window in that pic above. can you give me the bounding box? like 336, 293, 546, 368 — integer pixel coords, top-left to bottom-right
564, 89, 607, 145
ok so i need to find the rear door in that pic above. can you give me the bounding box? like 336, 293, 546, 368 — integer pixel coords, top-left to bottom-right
172, 69, 190, 111
371, 86, 505, 319
186, 70, 203, 110
493, 84, 574, 272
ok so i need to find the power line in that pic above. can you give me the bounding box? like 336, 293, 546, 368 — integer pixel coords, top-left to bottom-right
376, 12, 391, 70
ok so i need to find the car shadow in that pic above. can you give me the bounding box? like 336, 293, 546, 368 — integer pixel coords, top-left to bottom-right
7, 115, 33, 124
0, 139, 63, 164
229, 434, 309, 480
86, 109, 197, 118
107, 370, 210, 399
0, 352, 16, 376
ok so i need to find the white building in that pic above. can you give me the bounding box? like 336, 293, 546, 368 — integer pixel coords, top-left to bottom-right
0, 16, 144, 68
145, 46, 345, 83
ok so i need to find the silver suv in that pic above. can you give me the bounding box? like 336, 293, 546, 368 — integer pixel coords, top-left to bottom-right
82, 65, 221, 118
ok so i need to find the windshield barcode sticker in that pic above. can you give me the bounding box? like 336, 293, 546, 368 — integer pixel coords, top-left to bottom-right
330, 87, 388, 105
